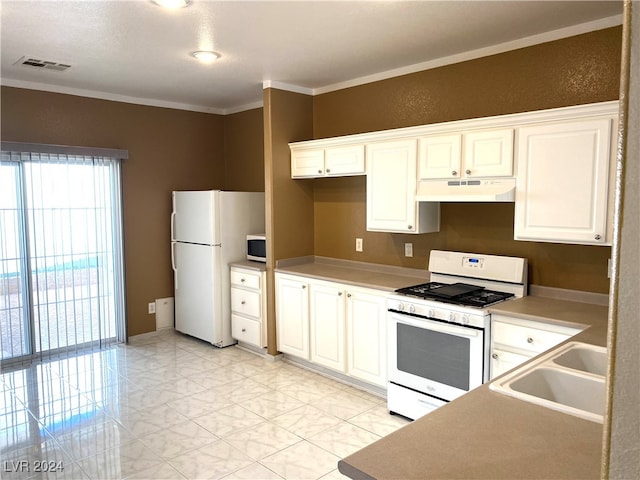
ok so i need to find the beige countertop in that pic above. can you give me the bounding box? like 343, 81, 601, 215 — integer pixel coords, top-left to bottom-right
229, 259, 267, 272
339, 295, 610, 480
275, 256, 429, 292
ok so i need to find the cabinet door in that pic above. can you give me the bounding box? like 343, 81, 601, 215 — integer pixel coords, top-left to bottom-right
291, 149, 325, 178
346, 288, 387, 387
418, 134, 462, 180
366, 139, 419, 233
276, 275, 310, 359
325, 145, 365, 176
464, 128, 514, 177
309, 282, 346, 372
515, 118, 612, 244
490, 349, 530, 380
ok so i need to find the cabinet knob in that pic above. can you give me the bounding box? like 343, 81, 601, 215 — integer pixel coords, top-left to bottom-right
326, 168, 331, 173
338, 292, 343, 296
465, 169, 471, 175
492, 353, 499, 360
242, 328, 246, 333
408, 225, 413, 230
452, 170, 457, 176
527, 337, 534, 344
302, 285, 306, 289
318, 169, 323, 174
595, 234, 602, 240
347, 293, 352, 298
241, 300, 246, 305
240, 278, 245, 283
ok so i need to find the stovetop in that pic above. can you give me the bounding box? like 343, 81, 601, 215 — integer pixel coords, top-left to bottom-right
394, 281, 515, 308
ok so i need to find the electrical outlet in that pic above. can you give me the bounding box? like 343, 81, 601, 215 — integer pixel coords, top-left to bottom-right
355, 238, 363, 252
404, 243, 413, 257
148, 302, 156, 314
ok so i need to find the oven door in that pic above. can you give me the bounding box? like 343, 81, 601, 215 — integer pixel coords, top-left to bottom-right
388, 310, 486, 402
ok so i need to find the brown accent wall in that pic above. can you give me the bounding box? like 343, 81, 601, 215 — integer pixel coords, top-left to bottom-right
311, 27, 622, 293
0, 86, 262, 336
263, 88, 314, 355
224, 108, 265, 192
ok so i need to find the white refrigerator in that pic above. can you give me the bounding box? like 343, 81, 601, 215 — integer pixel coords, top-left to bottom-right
171, 190, 265, 347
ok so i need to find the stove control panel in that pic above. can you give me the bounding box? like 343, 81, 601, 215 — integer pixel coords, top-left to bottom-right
462, 256, 485, 269
387, 296, 489, 329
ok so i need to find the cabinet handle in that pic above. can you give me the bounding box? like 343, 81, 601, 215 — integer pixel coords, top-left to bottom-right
527, 337, 534, 344
492, 353, 499, 360
408, 225, 413, 230
452, 170, 457, 176
465, 169, 471, 175
595, 234, 602, 240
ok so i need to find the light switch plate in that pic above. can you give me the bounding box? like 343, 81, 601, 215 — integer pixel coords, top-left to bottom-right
404, 243, 413, 257
355, 238, 363, 252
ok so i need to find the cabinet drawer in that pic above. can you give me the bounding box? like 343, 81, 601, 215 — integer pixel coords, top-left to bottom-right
492, 321, 571, 354
230, 269, 261, 290
231, 288, 261, 318
231, 314, 261, 346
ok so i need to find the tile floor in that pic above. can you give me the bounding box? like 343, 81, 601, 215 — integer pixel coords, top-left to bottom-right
0, 329, 409, 480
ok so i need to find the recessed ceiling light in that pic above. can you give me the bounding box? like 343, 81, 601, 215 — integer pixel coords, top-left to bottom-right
151, 0, 191, 9
191, 51, 221, 63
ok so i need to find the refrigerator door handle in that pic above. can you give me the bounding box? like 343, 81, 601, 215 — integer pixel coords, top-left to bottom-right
170, 211, 176, 241
171, 242, 178, 290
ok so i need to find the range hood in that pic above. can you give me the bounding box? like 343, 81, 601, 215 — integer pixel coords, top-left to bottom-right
416, 178, 516, 202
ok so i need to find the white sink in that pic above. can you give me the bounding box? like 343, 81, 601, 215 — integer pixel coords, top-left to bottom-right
490, 342, 607, 423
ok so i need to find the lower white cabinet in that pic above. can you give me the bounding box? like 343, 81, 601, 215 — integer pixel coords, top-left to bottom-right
275, 273, 388, 387
490, 314, 584, 379
346, 287, 387, 387
230, 266, 267, 348
276, 274, 310, 358
310, 282, 346, 372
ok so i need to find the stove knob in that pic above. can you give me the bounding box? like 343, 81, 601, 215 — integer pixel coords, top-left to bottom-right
428, 309, 435, 318
449, 312, 457, 322
461, 314, 470, 325
398, 303, 405, 312
409, 304, 416, 314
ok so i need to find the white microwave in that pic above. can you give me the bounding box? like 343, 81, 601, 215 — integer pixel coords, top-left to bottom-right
247, 234, 266, 262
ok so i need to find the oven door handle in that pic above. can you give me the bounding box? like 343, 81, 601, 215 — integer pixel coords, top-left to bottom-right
392, 313, 480, 339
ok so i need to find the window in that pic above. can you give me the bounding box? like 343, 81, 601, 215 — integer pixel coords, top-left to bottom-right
0, 143, 127, 364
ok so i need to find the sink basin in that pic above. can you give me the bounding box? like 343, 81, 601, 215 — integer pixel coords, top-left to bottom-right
490, 342, 607, 423
551, 344, 607, 376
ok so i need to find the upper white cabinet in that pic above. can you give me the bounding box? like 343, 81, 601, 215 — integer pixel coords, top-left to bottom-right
418, 128, 514, 180
366, 139, 440, 234
291, 144, 365, 178
515, 117, 614, 245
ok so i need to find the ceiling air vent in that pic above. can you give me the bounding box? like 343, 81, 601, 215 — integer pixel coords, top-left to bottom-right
14, 56, 71, 72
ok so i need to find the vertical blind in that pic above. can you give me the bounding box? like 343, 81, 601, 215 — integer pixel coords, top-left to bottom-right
0, 143, 127, 365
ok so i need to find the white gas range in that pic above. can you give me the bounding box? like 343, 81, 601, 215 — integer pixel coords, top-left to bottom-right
387, 250, 528, 420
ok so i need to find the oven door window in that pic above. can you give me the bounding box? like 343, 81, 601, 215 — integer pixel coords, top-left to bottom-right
397, 322, 471, 391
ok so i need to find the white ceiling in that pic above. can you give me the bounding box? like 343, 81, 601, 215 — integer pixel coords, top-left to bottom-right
0, 1, 623, 115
